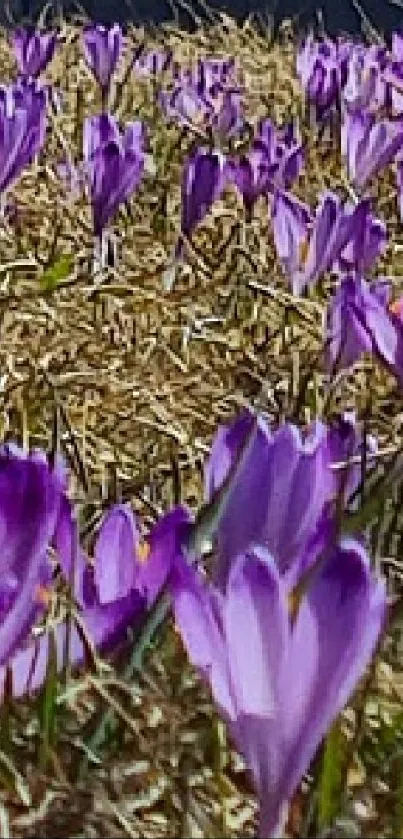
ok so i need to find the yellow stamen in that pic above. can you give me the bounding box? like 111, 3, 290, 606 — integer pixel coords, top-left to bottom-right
137, 540, 150, 564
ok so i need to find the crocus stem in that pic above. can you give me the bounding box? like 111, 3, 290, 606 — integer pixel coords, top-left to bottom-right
78, 590, 171, 776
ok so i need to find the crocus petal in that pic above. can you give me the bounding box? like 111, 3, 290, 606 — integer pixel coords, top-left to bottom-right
298, 192, 345, 292
343, 110, 403, 189
94, 504, 139, 604
326, 274, 374, 369
326, 274, 403, 384
170, 553, 236, 721
12, 29, 57, 79
0, 449, 63, 665
82, 24, 122, 91
53, 494, 78, 581
205, 411, 335, 584
178, 148, 228, 254
224, 548, 288, 718
271, 189, 312, 290
274, 540, 385, 817
84, 114, 144, 236
0, 82, 46, 195
137, 506, 192, 606
204, 411, 272, 585
338, 199, 387, 274
83, 113, 120, 162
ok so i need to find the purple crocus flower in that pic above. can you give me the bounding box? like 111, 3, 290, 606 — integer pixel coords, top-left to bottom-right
336, 197, 387, 274
326, 273, 403, 383
297, 35, 343, 121
272, 190, 385, 294
341, 109, 403, 189
82, 24, 123, 95
161, 84, 243, 140
161, 56, 243, 141
83, 113, 144, 238
12, 28, 57, 79
0, 445, 64, 666
170, 540, 385, 838
0, 501, 191, 700
173, 57, 237, 95
0, 81, 47, 196
228, 119, 303, 219
342, 44, 389, 113
176, 147, 229, 257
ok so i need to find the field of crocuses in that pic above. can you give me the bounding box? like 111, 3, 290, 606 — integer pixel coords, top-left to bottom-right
3, 13, 403, 838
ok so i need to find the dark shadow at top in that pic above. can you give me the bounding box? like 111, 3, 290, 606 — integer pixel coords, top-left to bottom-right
2, 0, 403, 36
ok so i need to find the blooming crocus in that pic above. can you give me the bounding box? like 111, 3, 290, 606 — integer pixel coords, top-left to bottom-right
161, 56, 243, 141
176, 147, 229, 258
204, 408, 381, 594
173, 57, 237, 97
0, 82, 47, 197
83, 113, 144, 239
336, 197, 387, 275
228, 119, 303, 220
342, 44, 389, 113
326, 273, 403, 383
297, 35, 344, 121
341, 109, 403, 189
204, 409, 364, 590
272, 190, 385, 295
0, 501, 191, 700
12, 28, 57, 79
161, 84, 243, 141
0, 445, 64, 666
170, 541, 385, 837
82, 24, 123, 98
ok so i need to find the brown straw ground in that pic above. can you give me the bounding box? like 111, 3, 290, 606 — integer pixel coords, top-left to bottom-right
0, 15, 402, 837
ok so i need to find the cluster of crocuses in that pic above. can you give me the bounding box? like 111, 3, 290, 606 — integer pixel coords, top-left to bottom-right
18, 24, 247, 264
0, 408, 386, 838
175, 115, 304, 259
297, 32, 402, 121
297, 33, 403, 193
292, 33, 403, 385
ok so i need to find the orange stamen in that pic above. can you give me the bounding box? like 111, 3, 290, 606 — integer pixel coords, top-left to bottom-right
299, 236, 310, 268
137, 540, 151, 564
288, 590, 300, 622
389, 298, 403, 318
35, 585, 52, 608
